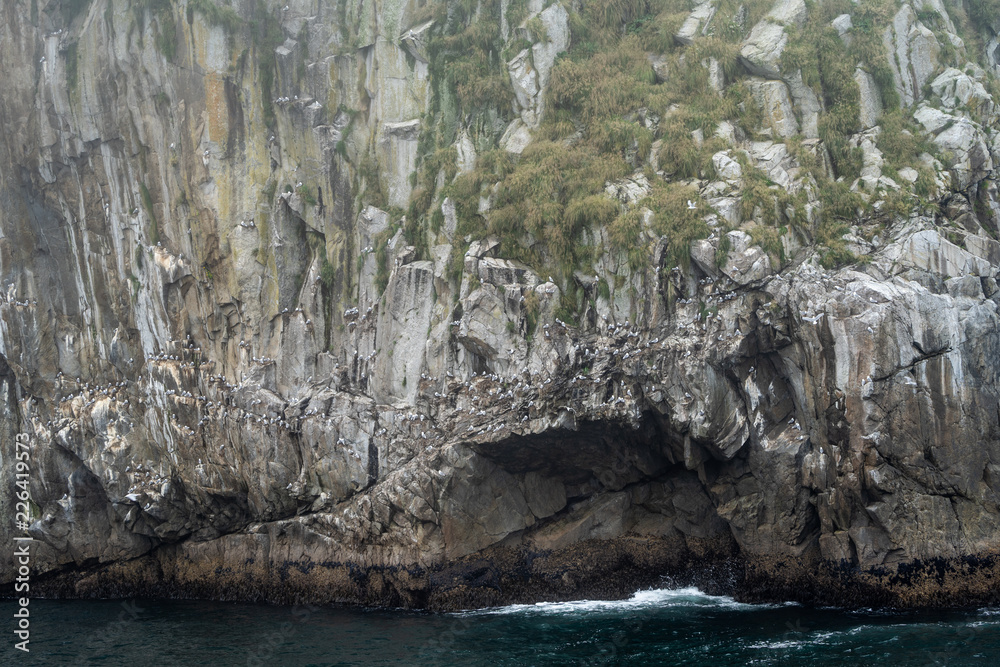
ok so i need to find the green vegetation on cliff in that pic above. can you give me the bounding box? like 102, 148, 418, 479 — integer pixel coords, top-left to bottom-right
386, 0, 1000, 297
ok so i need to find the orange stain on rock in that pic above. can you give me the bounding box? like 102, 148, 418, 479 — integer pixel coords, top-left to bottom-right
205, 76, 228, 145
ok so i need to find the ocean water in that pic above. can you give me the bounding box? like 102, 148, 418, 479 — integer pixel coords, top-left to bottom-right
7, 587, 999, 665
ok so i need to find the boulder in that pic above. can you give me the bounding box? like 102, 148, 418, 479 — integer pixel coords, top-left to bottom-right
500, 118, 533, 154
740, 21, 787, 79
712, 151, 742, 182
832, 14, 852, 45
648, 53, 671, 83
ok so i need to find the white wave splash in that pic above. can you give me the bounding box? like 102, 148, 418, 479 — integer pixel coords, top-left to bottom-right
458, 587, 784, 617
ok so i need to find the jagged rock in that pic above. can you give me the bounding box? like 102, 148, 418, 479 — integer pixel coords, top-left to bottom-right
715, 120, 737, 144
374, 261, 436, 401
933, 118, 994, 190
742, 140, 797, 191
153, 248, 192, 284
889, 228, 992, 277
988, 33, 1000, 74
913, 105, 953, 134
467, 237, 501, 259
721, 230, 773, 284
930, 67, 996, 121
914, 105, 993, 190
692, 230, 773, 285
916, 0, 958, 33
507, 48, 538, 125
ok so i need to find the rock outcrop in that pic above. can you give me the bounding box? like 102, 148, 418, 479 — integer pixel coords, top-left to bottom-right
2, 0, 1000, 612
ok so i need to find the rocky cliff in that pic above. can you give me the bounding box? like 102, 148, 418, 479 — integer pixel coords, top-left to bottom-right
2, 0, 1000, 610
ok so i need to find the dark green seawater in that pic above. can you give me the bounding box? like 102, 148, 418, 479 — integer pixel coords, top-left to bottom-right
6, 588, 999, 665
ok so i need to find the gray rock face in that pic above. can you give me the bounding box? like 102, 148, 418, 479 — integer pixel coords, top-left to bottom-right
745, 79, 799, 138
2, 0, 1000, 613
883, 4, 941, 107
855, 68, 883, 130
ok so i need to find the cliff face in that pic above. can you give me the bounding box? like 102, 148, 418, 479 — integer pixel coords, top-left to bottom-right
2, 0, 1000, 609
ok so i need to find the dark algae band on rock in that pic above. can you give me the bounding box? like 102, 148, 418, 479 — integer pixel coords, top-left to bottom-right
4, 0, 1000, 614
17, 539, 1000, 611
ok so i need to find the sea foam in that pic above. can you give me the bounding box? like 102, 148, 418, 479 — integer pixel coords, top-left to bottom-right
458, 587, 786, 617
